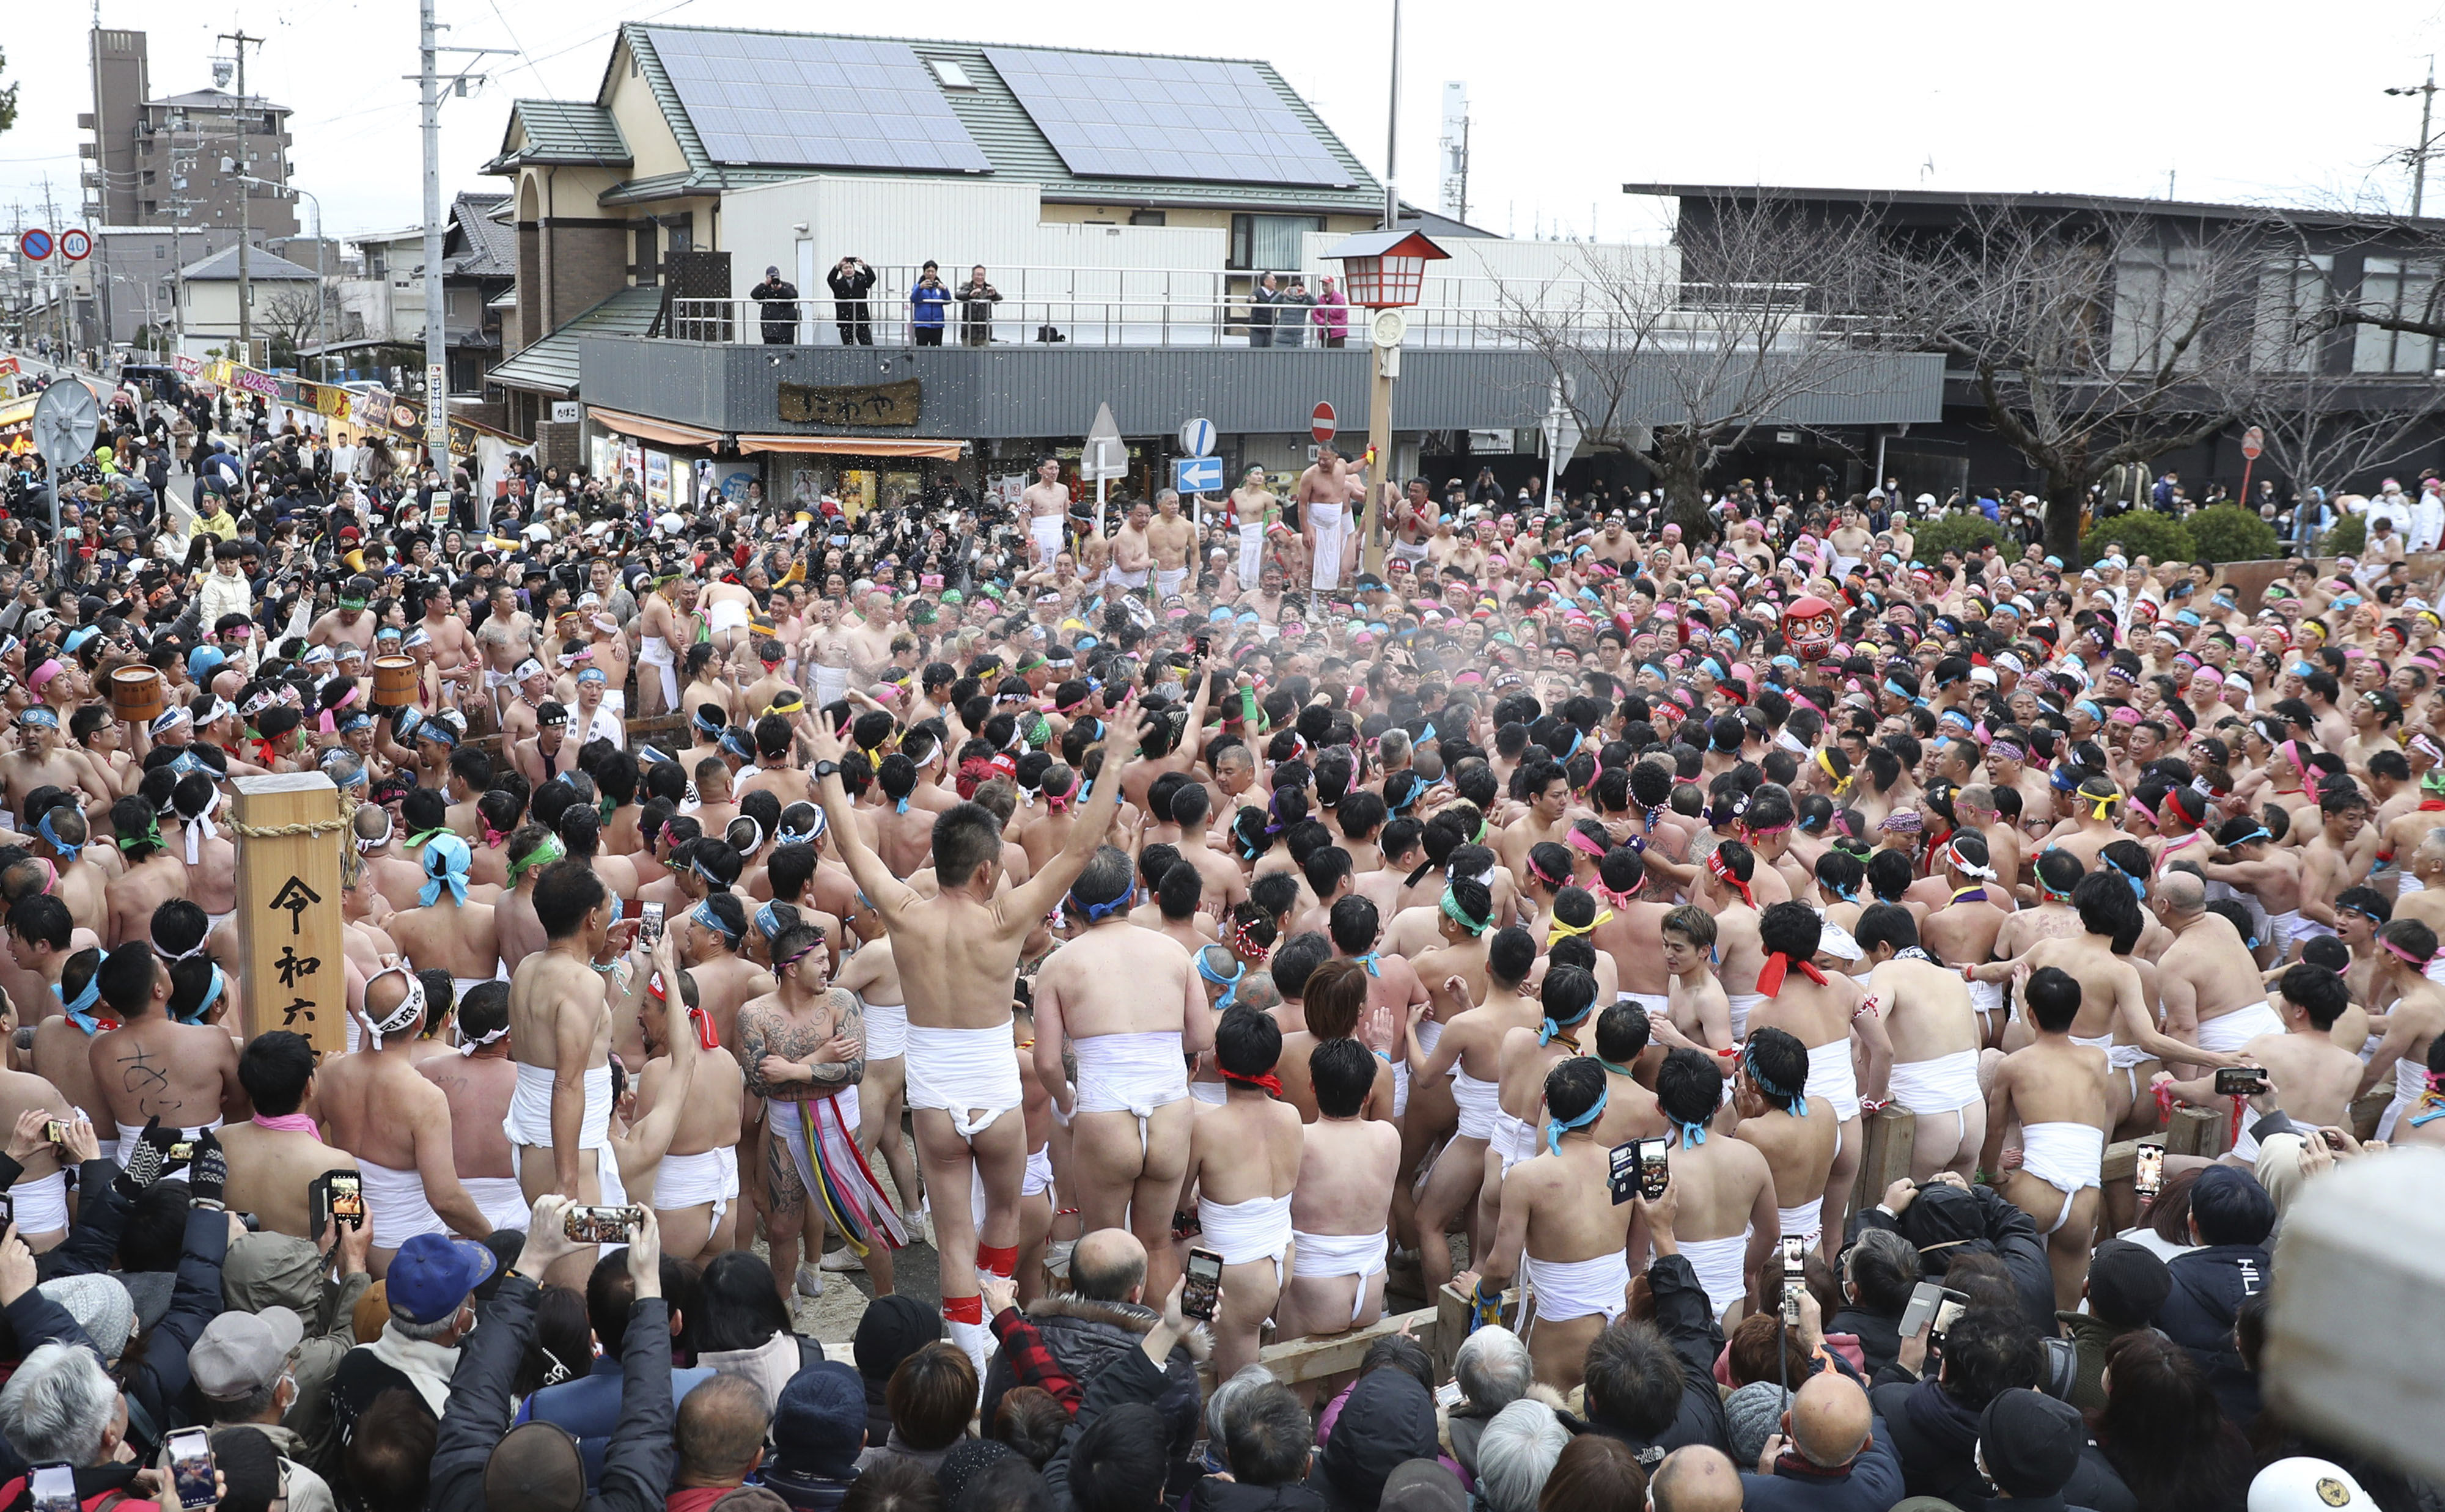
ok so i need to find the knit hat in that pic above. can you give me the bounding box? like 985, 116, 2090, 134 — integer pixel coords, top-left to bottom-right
771, 1362, 867, 1480
1724, 1381, 1792, 1469
41, 1274, 134, 1362
2086, 1239, 2171, 1328
935, 1439, 1014, 1506
1978, 1389, 2086, 1499
851, 1294, 940, 1386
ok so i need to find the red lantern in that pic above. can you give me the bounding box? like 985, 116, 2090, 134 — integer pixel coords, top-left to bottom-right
1784, 595, 1839, 662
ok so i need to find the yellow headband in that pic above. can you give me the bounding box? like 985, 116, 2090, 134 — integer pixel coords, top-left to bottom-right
1816, 748, 1851, 796
1546, 909, 1614, 947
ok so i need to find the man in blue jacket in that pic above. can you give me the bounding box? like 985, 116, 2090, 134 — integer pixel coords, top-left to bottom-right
1738, 1371, 1903, 1511
2154, 1164, 2274, 1424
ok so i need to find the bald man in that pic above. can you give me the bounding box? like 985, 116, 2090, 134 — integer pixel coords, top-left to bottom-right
1741, 1371, 1900, 1502
1650, 1447, 1745, 1512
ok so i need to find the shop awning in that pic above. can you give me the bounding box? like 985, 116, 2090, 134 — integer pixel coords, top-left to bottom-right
587, 407, 723, 449
733, 435, 966, 460
0, 395, 40, 432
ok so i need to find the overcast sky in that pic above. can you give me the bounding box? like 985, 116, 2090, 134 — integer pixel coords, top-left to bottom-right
2, 0, 2441, 243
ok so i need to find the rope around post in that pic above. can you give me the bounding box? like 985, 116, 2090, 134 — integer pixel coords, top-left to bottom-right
224, 789, 361, 840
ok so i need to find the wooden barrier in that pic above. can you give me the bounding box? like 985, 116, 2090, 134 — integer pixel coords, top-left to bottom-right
1197, 1303, 1444, 1391
232, 773, 349, 1056
1849, 1105, 1917, 1212
2167, 1104, 2229, 1159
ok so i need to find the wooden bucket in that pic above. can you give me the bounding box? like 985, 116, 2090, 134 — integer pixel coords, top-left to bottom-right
373, 656, 419, 705
109, 666, 163, 724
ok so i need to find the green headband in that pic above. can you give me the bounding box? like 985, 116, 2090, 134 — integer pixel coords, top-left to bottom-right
1440, 886, 1490, 936
507, 834, 565, 883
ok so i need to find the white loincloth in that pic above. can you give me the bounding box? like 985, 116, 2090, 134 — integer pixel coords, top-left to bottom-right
2377, 1056, 2430, 1140
2196, 1000, 2285, 1056
465, 1175, 530, 1233
114, 1118, 222, 1169
2267, 909, 2334, 956
1308, 504, 1348, 592
1450, 1070, 1502, 1142
969, 1143, 1054, 1230
1727, 993, 1765, 1043
1523, 1250, 1630, 1327
1155, 568, 1188, 601
1967, 978, 2005, 1028
1072, 1031, 1189, 1152
1778, 1198, 1823, 1247
1491, 1110, 1539, 1175
2019, 1121, 2104, 1235
502, 1062, 627, 1206
1238, 522, 1265, 582
7, 1170, 68, 1236
1888, 1049, 1981, 1117
652, 1145, 740, 1225
1291, 1228, 1388, 1326
1619, 991, 1670, 1019
861, 999, 908, 1060
1806, 1036, 1862, 1121
359, 1159, 447, 1250
1389, 1059, 1410, 1120
810, 664, 850, 710
1188, 1081, 1227, 1106
1029, 514, 1064, 563
707, 600, 750, 637
638, 637, 680, 709
1197, 1191, 1294, 1283
1680, 1230, 1751, 1323
904, 1022, 1024, 1139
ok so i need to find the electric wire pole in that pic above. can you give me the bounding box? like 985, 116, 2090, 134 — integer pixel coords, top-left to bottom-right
219, 29, 263, 357
2388, 59, 2439, 218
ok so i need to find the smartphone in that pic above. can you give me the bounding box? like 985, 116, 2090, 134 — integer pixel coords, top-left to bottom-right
1194, 634, 1210, 659
42, 1120, 66, 1145
328, 1172, 364, 1231
638, 901, 666, 950
1182, 1246, 1224, 1322
165, 1139, 195, 1165
2134, 1142, 2166, 1198
1638, 1140, 1669, 1202
28, 1464, 79, 1512
2214, 1066, 2270, 1097
564, 1205, 643, 1244
165, 1427, 215, 1511
1779, 1235, 1806, 1325
1900, 1282, 1968, 1339
1931, 1294, 1968, 1348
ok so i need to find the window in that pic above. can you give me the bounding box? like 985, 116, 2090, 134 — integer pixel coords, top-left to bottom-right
2251, 255, 2333, 372
144, 200, 156, 215
1129, 209, 1166, 227
2110, 245, 2206, 373
366, 247, 386, 278
1228, 213, 1324, 271
2353, 256, 2441, 374
155, 244, 166, 259
928, 59, 977, 90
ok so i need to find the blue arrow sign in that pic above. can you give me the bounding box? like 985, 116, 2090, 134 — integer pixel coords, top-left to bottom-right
1174, 455, 1224, 494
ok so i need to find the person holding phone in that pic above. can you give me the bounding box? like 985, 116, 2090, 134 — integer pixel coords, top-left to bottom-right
1175, 1006, 1301, 1378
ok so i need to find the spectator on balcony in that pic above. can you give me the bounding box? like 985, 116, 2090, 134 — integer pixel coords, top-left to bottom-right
958, 266, 1002, 347
751, 266, 799, 346
1276, 279, 1315, 348
827, 257, 876, 346
1313, 276, 1350, 348
1249, 273, 1281, 348
911, 264, 951, 347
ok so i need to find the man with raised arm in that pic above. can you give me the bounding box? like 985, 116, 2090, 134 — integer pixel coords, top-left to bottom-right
804, 686, 1139, 1366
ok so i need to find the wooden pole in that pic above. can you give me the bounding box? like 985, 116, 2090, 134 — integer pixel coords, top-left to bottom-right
1850, 1106, 1917, 1212
232, 772, 349, 1055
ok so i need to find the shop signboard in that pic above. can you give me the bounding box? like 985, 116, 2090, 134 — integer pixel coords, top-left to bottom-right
644, 449, 671, 511
777, 377, 921, 427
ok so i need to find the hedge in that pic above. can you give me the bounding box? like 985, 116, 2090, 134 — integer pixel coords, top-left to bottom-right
1906, 513, 2017, 562
2185, 505, 2280, 565
2081, 510, 2193, 565
2315, 513, 2367, 559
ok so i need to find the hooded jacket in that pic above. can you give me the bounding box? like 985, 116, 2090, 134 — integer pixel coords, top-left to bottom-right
1304, 1371, 1439, 1512
1869, 1376, 1985, 1505
1828, 1303, 1904, 1378
1567, 1252, 1731, 1466
980, 1294, 1199, 1469
219, 1230, 375, 1479
2155, 1243, 2271, 1423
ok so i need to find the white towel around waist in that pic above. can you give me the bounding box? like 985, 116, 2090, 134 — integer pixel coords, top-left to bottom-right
861, 998, 909, 1060
1450, 1070, 1502, 1142
904, 1021, 1024, 1138
1967, 979, 2005, 1022
1491, 1109, 1539, 1175
1197, 1191, 1294, 1270
1291, 1227, 1387, 1281
810, 664, 850, 709
1619, 992, 1670, 1018
1888, 1049, 1981, 1116
1806, 1035, 1862, 1120
1523, 1250, 1629, 1325
2020, 1121, 2104, 1196
707, 600, 750, 635
1072, 1030, 1189, 1119
1778, 1197, 1823, 1246
113, 1118, 222, 1169
502, 1061, 626, 1206
7, 1170, 68, 1236
1726, 993, 1764, 1043
1679, 1230, 1752, 1323
464, 1175, 530, 1233
652, 1145, 740, 1222
2196, 1000, 2285, 1055
359, 1158, 447, 1249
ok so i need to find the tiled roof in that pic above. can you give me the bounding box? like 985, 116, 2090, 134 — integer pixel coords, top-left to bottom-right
484, 99, 632, 172
486, 285, 662, 396
448, 193, 516, 277
177, 244, 320, 281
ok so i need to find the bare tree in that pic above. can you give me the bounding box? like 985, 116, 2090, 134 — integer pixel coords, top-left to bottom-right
256, 282, 323, 365
1495, 193, 1906, 537
1870, 204, 2260, 563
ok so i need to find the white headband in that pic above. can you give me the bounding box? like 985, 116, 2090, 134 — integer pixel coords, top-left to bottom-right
365, 967, 424, 1050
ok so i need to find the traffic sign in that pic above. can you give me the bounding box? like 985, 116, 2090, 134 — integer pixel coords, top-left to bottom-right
17, 229, 51, 262
1174, 455, 1224, 494
1310, 401, 1336, 445
1083, 402, 1128, 480
1178, 417, 1216, 458
2241, 425, 2265, 460
57, 229, 91, 262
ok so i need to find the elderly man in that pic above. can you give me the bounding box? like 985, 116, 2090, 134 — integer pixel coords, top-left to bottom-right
188, 1307, 342, 1512
1737, 1371, 1902, 1511
0, 1344, 156, 1506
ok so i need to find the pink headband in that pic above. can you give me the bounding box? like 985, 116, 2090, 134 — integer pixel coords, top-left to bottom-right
28, 660, 61, 691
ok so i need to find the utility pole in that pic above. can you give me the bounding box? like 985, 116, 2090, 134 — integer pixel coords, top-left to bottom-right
421, 0, 446, 470
1381, 0, 1402, 230
40, 176, 69, 362
219, 29, 263, 359
2388, 58, 2439, 217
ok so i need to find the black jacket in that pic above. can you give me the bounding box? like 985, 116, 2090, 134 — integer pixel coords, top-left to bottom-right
1869, 1376, 1984, 1505
1568, 1252, 1730, 1466
1857, 1181, 2056, 1333
2155, 1244, 2270, 1424
429, 1277, 674, 1512
1194, 1478, 1328, 1511
1304, 1371, 1439, 1512
1828, 1303, 1904, 1377
1042, 1338, 1193, 1510
980, 1294, 1199, 1468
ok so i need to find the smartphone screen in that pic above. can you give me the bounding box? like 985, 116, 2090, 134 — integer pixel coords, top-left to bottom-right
2214, 1066, 2268, 1097
1194, 634, 1210, 659
29, 1464, 79, 1512
329, 1173, 364, 1230
564, 1205, 642, 1244
1182, 1247, 1224, 1321
639, 901, 666, 950
2135, 1143, 2165, 1198
166, 1428, 215, 1511
1638, 1141, 1670, 1201
1932, 1296, 1968, 1343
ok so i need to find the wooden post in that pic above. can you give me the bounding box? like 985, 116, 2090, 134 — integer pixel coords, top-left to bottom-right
2167, 1104, 2228, 1160
1850, 1106, 1916, 1211
232, 773, 349, 1055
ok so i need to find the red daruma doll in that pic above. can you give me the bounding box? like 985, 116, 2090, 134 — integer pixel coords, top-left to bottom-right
1782, 595, 1839, 662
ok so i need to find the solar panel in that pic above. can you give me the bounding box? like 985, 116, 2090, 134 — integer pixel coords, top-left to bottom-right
982, 47, 1353, 188
645, 29, 992, 174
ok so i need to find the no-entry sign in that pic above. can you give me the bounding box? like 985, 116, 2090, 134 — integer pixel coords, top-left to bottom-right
2241, 425, 2264, 460
1310, 402, 1336, 445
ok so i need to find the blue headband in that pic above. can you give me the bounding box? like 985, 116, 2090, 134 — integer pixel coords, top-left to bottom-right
18, 708, 58, 730
55, 975, 106, 1037
418, 834, 472, 906
178, 966, 226, 1026
1546, 1087, 1609, 1154
1069, 883, 1135, 923
35, 809, 76, 859
1741, 1041, 1807, 1115
1539, 997, 1595, 1047
693, 899, 744, 946
1195, 950, 1243, 1012
754, 901, 784, 940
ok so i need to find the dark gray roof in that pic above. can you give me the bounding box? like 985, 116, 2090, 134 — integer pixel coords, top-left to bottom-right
485, 99, 633, 172
1620, 182, 2445, 232
178, 243, 319, 281
501, 23, 1383, 216
447, 193, 515, 279
487, 285, 663, 396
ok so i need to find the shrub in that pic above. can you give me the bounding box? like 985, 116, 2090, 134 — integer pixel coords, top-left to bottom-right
2185, 505, 2280, 565
2315, 513, 2367, 559
1907, 512, 2015, 563
2082, 509, 2193, 567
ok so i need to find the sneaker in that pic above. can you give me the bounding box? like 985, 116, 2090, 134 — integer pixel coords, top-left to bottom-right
818, 1247, 866, 1274
794, 1261, 825, 1299
902, 1208, 933, 1249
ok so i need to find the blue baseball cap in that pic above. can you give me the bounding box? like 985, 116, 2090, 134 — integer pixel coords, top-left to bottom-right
386, 1232, 500, 1325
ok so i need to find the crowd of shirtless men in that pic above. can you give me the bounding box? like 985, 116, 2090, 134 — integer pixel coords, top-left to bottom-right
0, 457, 2437, 1396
